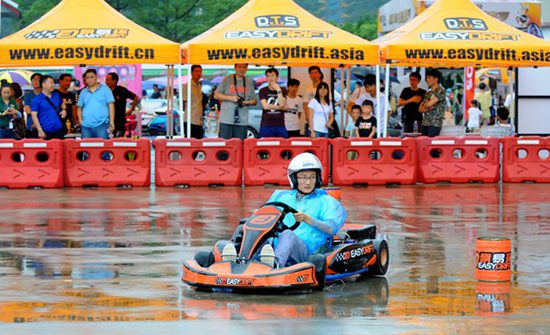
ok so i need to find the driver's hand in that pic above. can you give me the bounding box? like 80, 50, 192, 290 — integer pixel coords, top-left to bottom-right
293, 212, 310, 224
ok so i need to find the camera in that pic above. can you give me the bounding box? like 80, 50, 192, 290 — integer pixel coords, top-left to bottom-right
236, 96, 245, 108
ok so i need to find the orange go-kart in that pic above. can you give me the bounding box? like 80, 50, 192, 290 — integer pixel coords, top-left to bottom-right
182, 201, 389, 293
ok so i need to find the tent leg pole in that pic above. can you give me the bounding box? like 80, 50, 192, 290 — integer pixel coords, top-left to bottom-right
177, 64, 184, 138
167, 65, 174, 139
186, 64, 192, 139
340, 68, 345, 131
384, 63, 390, 138
345, 67, 351, 129
376, 65, 381, 138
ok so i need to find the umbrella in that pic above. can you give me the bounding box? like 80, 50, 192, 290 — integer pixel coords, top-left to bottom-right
143, 76, 189, 90
0, 70, 35, 86
210, 76, 226, 85
351, 68, 400, 84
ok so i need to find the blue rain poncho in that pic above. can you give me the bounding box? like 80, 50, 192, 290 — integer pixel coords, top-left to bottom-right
268, 188, 346, 254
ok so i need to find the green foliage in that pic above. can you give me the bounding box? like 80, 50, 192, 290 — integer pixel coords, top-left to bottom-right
14, 0, 381, 42
15, 0, 246, 42
336, 15, 378, 41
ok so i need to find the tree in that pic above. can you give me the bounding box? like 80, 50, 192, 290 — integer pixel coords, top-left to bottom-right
15, 0, 380, 42
337, 15, 378, 41
130, 0, 246, 42
16, 0, 246, 43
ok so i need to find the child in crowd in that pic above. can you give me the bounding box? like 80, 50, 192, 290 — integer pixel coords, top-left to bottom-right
355, 100, 377, 138
495, 106, 515, 136
284, 78, 304, 138
467, 99, 482, 133
345, 104, 360, 138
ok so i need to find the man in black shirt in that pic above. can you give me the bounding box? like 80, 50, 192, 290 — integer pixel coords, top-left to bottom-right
55, 73, 77, 133
398, 72, 426, 133
106, 72, 139, 137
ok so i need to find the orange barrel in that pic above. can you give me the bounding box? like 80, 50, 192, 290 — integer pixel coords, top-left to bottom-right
475, 237, 511, 281
324, 187, 342, 202
475, 281, 511, 314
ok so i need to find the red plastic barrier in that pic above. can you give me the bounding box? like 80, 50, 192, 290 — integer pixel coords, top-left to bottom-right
0, 139, 63, 189
502, 137, 550, 183
64, 139, 150, 187
154, 138, 242, 186
417, 136, 500, 183
331, 138, 417, 185
243, 138, 329, 186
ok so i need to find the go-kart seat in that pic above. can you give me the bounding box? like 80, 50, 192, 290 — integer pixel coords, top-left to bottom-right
339, 225, 376, 242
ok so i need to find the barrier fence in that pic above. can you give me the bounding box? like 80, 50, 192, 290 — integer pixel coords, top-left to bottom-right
501, 137, 550, 183
417, 137, 500, 184
0, 136, 548, 188
332, 138, 417, 185
243, 138, 330, 186
154, 138, 242, 187
0, 139, 64, 189
63, 139, 150, 187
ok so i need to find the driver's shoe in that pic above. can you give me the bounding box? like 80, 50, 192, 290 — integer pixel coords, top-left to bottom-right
222, 243, 237, 262
259, 244, 275, 268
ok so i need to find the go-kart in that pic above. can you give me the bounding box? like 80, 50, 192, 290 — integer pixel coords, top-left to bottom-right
182, 201, 389, 293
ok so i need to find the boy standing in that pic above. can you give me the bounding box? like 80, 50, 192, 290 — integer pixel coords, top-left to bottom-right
284, 78, 303, 138
495, 107, 515, 136
345, 105, 361, 138
355, 100, 377, 138
467, 99, 482, 133
258, 67, 287, 138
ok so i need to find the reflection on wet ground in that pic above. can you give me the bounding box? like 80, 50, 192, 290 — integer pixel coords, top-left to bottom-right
0, 184, 549, 333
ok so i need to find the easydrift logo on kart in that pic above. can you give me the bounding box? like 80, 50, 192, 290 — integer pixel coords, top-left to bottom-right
333, 245, 374, 263
216, 277, 253, 286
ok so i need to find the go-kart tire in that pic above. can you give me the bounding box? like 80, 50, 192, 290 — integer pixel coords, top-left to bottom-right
364, 239, 389, 276
194, 251, 214, 268
309, 254, 326, 291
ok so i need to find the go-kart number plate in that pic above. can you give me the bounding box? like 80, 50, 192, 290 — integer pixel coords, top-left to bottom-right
246, 214, 280, 229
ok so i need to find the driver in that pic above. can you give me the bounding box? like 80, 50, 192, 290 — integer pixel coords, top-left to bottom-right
262, 152, 346, 267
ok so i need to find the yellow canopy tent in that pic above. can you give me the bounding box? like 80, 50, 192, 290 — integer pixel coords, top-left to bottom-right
0, 0, 180, 67
181, 0, 379, 67
376, 0, 550, 67
179, 0, 380, 137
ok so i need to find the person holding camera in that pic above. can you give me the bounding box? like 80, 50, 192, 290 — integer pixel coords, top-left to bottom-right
214, 63, 257, 140
0, 83, 23, 139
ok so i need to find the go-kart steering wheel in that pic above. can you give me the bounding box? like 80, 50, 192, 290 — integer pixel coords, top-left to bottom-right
261, 201, 301, 230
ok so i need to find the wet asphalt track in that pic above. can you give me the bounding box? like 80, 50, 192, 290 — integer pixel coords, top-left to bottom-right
0, 184, 549, 334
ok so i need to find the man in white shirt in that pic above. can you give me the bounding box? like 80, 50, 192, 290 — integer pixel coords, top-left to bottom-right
183, 64, 204, 139
284, 78, 304, 138
302, 66, 323, 136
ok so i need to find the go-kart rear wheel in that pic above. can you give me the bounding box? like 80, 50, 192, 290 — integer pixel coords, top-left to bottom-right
194, 251, 214, 268
309, 254, 326, 290
364, 240, 389, 276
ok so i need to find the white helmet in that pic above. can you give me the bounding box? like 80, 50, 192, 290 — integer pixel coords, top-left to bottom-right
287, 152, 323, 190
